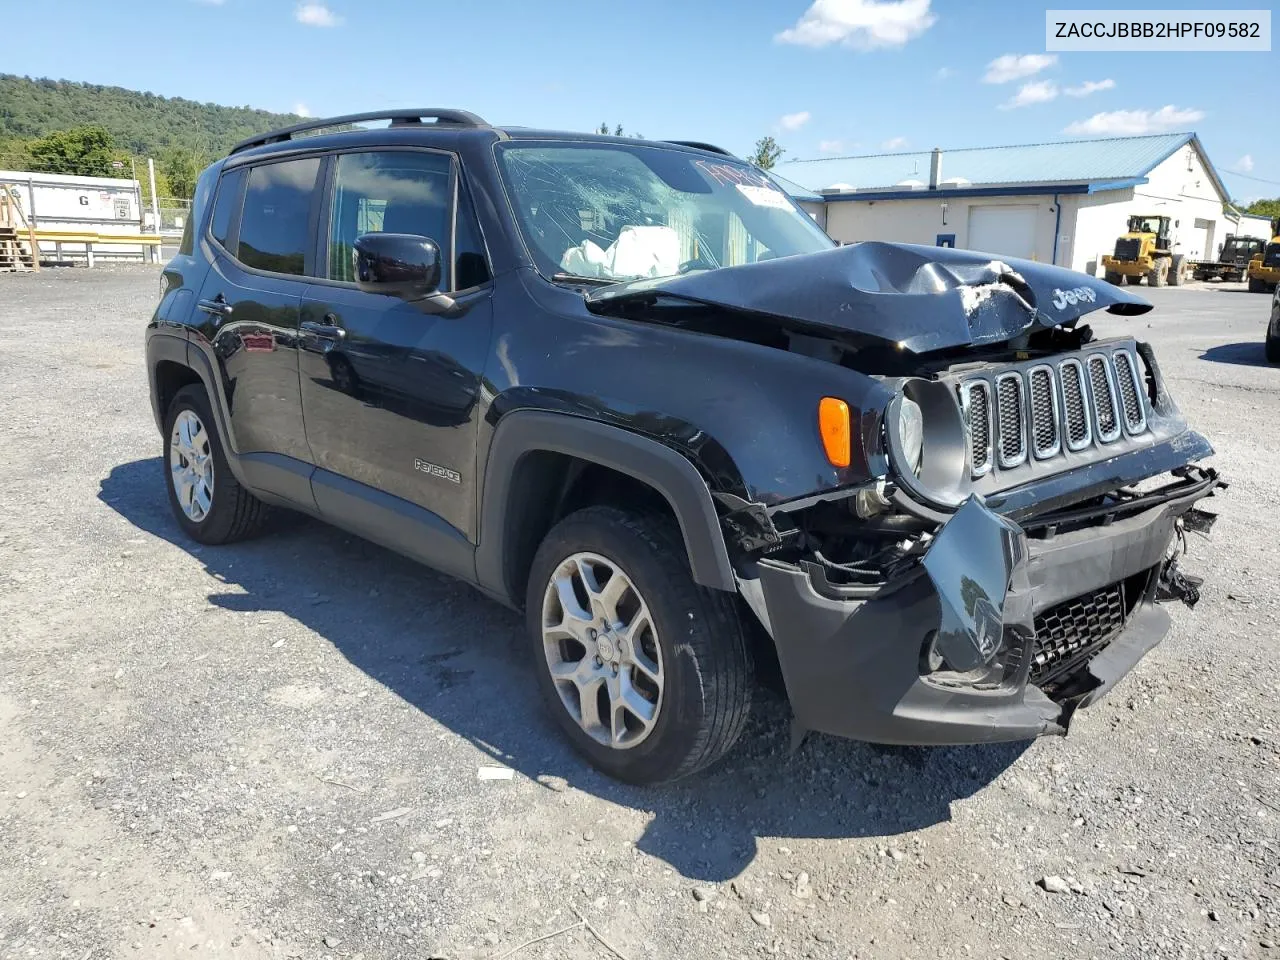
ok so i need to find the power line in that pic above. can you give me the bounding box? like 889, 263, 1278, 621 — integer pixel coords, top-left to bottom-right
1221, 169, 1280, 188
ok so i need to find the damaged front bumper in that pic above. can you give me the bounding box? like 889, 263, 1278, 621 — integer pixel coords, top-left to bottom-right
751, 473, 1220, 745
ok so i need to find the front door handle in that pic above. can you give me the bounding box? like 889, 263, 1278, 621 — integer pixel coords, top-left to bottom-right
197, 294, 233, 318
301, 318, 346, 340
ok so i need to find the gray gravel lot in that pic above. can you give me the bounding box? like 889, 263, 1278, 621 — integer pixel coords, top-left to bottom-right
1, 267, 1277, 960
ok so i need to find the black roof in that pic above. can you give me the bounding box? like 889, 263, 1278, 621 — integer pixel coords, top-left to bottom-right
228, 109, 733, 159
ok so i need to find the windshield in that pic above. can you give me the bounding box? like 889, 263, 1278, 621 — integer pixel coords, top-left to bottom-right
1128, 217, 1165, 235
496, 141, 833, 282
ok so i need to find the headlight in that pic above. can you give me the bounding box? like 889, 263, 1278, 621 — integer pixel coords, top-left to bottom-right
899, 397, 924, 476
887, 381, 968, 506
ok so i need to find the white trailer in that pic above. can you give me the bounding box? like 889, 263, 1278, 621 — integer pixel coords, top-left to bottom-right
0, 170, 149, 263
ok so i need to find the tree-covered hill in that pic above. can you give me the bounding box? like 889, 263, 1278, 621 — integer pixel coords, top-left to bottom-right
0, 74, 301, 160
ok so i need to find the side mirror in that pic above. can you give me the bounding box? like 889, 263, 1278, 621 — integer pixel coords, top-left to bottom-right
354, 233, 442, 301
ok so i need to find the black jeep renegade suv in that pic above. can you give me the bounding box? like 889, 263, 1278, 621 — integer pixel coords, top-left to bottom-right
147, 109, 1222, 784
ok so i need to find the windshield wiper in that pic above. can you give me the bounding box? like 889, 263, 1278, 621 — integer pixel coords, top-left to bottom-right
551, 273, 621, 287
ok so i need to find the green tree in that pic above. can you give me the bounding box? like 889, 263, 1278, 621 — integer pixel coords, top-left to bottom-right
595, 122, 643, 139
748, 135, 784, 170
161, 148, 204, 200
27, 125, 115, 175
1244, 197, 1280, 219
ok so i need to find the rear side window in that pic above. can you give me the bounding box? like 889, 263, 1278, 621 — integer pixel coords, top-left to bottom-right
237, 158, 320, 276
210, 168, 246, 250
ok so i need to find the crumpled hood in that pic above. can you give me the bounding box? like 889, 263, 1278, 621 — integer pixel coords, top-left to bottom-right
587, 241, 1152, 353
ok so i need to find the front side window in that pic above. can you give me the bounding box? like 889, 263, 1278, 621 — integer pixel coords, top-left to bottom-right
496, 141, 832, 282
327, 151, 453, 284
237, 157, 320, 276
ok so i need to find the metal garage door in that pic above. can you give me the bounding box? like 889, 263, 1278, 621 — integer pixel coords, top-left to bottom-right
967, 205, 1039, 260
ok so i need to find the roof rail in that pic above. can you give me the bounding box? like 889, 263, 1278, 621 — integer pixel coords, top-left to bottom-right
664, 140, 733, 157
229, 109, 488, 156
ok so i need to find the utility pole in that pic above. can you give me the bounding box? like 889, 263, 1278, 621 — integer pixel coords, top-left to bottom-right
147, 157, 161, 264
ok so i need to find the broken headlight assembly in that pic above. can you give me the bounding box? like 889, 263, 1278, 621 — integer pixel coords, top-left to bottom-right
858, 381, 967, 517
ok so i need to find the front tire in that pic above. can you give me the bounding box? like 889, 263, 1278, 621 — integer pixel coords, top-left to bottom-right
526, 506, 753, 784
1104, 271, 1123, 285
163, 384, 271, 544
1250, 277, 1267, 293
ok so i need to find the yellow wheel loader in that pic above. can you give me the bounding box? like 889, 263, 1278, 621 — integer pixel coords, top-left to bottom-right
1101, 215, 1185, 288
1246, 217, 1280, 293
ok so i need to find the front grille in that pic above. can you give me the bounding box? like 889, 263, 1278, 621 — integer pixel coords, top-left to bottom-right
957, 349, 1147, 477
1113, 238, 1141, 261
1031, 583, 1126, 684
1265, 243, 1280, 268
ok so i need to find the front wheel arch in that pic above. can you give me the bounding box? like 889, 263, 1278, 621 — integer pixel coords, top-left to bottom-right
476, 411, 737, 606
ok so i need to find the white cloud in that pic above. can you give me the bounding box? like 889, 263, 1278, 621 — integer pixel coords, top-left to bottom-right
983, 53, 1057, 84
1000, 80, 1058, 110
294, 103, 312, 117
1063, 105, 1205, 136
775, 0, 936, 50
819, 139, 845, 153
934, 66, 953, 80
295, 2, 341, 26
1236, 154, 1255, 173
192, 0, 226, 5
779, 111, 812, 132
1064, 78, 1115, 97
881, 136, 909, 150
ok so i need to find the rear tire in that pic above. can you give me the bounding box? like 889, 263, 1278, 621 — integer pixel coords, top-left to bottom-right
1147, 259, 1168, 287
1267, 310, 1280, 364
163, 384, 271, 545
525, 505, 753, 784
1168, 255, 1185, 286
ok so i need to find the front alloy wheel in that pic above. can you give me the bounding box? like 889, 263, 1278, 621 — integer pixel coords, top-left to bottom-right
169, 409, 215, 522
526, 506, 754, 784
541, 552, 664, 749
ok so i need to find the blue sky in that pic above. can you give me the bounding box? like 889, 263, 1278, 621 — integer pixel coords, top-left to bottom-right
6, 0, 1277, 202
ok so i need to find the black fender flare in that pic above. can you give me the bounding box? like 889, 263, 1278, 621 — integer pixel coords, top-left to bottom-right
475, 410, 737, 603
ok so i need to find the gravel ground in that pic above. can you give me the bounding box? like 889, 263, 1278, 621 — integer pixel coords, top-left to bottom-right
1, 267, 1277, 960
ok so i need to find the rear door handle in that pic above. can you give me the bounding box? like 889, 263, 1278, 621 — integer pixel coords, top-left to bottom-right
197, 295, 233, 317
301, 315, 346, 339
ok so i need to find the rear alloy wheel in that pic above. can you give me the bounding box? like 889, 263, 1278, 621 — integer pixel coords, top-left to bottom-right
170, 409, 215, 523
163, 385, 271, 544
527, 506, 753, 784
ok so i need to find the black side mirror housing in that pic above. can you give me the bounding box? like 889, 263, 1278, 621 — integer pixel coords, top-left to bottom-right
353, 233, 442, 301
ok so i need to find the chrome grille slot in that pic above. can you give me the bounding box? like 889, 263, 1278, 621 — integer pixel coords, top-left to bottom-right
1058, 359, 1091, 451
995, 373, 1027, 468
1027, 365, 1060, 459
960, 381, 993, 477
1112, 349, 1147, 435
1087, 354, 1122, 443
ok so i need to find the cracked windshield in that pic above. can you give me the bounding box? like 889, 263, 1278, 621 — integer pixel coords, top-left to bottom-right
497, 142, 832, 282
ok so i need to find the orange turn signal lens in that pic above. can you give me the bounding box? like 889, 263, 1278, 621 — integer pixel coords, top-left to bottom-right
818, 397, 851, 468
